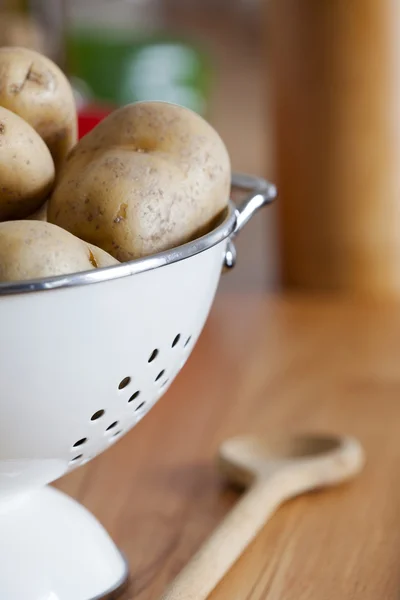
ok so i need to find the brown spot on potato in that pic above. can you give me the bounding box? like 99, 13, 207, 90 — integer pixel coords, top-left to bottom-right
88, 249, 98, 268
27, 69, 45, 86
133, 135, 157, 153
114, 203, 127, 224
0, 122, 5, 134
9, 62, 34, 94
12, 62, 55, 94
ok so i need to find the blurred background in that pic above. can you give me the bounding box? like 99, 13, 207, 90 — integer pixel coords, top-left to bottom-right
2, 1, 398, 297
0, 0, 276, 293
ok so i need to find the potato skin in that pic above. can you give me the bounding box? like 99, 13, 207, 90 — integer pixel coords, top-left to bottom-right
48, 101, 231, 261
0, 221, 119, 282
0, 46, 77, 169
0, 106, 55, 220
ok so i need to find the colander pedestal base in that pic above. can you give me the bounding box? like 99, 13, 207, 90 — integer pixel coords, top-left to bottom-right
0, 485, 129, 600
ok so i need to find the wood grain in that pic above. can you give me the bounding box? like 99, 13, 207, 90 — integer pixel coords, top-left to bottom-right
55, 293, 400, 598
267, 0, 400, 293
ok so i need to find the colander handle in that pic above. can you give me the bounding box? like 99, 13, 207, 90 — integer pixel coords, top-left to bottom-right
224, 173, 277, 270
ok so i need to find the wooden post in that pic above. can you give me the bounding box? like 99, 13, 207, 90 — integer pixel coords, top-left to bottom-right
267, 0, 400, 293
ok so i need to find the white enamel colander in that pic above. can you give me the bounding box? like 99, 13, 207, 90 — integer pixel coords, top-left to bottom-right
0, 172, 276, 600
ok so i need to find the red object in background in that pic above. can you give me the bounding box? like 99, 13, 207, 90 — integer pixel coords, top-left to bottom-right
77, 104, 114, 139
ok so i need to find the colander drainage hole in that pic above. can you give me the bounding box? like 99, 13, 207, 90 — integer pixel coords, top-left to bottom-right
112, 430, 123, 438
106, 421, 119, 432
91, 409, 105, 421
172, 334, 181, 348
118, 376, 131, 390
148, 349, 159, 363
72, 437, 87, 448
135, 401, 146, 412
155, 370, 165, 382
128, 390, 140, 402
184, 336, 192, 347
70, 454, 83, 464
160, 379, 169, 389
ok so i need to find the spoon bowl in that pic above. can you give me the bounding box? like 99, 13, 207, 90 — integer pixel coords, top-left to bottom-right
219, 433, 364, 488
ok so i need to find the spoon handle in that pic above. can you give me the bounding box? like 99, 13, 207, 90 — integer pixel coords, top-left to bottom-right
160, 476, 290, 600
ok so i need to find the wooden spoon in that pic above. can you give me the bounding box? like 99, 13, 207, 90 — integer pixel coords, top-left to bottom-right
161, 433, 364, 600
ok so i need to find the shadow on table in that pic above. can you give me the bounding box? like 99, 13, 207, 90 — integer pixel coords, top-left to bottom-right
118, 463, 240, 597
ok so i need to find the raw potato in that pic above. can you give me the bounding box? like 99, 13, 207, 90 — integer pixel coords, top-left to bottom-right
0, 221, 119, 282
0, 46, 77, 169
0, 106, 55, 220
48, 101, 231, 261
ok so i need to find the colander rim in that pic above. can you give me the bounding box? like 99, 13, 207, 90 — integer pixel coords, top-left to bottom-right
0, 201, 236, 296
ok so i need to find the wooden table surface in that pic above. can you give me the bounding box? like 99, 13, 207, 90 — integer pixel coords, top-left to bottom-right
56, 293, 400, 599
